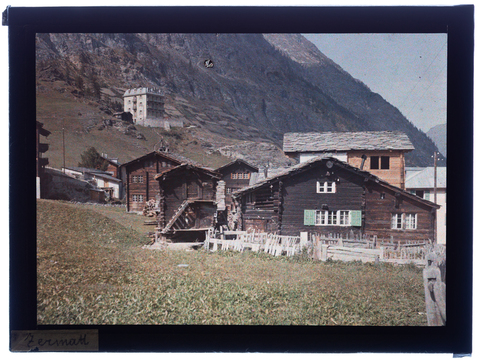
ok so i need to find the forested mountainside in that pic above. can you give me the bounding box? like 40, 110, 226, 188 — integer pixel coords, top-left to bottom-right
36, 33, 443, 167
427, 123, 447, 158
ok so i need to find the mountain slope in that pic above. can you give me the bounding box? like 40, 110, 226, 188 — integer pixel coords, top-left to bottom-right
427, 123, 446, 158
35, 33, 443, 167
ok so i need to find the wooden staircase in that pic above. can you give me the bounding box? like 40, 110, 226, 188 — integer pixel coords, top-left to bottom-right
161, 200, 191, 234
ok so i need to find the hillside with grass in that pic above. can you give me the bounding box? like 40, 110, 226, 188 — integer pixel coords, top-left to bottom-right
37, 200, 428, 325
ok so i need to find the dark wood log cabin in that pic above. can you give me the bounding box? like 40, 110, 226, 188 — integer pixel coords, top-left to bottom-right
121, 151, 198, 212
283, 131, 415, 189
154, 164, 222, 239
215, 159, 258, 208
232, 157, 439, 243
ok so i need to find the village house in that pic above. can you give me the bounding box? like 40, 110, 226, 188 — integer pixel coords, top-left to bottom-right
215, 159, 259, 208
406, 166, 446, 245
100, 154, 121, 179
283, 131, 415, 189
62, 166, 123, 200
232, 157, 439, 244
36, 121, 51, 199
120, 151, 202, 213
154, 164, 222, 240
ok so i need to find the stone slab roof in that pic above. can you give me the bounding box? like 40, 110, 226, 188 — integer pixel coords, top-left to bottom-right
406, 167, 446, 189
283, 131, 415, 153
233, 156, 439, 209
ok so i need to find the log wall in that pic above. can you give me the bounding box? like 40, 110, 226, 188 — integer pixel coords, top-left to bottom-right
280, 167, 365, 236
364, 182, 436, 242
126, 154, 180, 212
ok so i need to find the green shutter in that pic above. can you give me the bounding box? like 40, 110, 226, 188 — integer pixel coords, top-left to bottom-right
424, 190, 430, 200
304, 210, 316, 226
350, 210, 362, 226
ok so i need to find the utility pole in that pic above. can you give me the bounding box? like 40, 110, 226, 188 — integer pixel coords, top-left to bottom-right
62, 118, 66, 173
434, 151, 437, 204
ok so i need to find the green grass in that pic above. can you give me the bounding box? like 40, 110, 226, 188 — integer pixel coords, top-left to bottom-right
37, 200, 427, 326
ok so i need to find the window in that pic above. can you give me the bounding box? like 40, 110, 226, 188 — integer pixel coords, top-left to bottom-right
405, 213, 417, 229
226, 188, 232, 194
381, 156, 390, 169
391, 213, 403, 229
231, 172, 250, 180
338, 210, 351, 225
391, 213, 417, 230
132, 194, 144, 202
132, 175, 144, 183
370, 156, 390, 170
316, 181, 336, 193
314, 210, 350, 226
413, 190, 430, 200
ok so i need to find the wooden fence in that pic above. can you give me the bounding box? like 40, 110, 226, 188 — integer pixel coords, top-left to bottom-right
205, 230, 305, 257
205, 230, 439, 265
311, 233, 434, 265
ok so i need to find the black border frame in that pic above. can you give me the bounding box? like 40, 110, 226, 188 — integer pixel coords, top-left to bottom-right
8, 6, 473, 354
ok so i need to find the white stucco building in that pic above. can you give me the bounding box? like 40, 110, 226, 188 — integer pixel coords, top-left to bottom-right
123, 87, 185, 128
405, 167, 446, 245
123, 87, 166, 127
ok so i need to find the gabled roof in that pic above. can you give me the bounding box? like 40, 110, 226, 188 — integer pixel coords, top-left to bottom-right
100, 155, 121, 166
215, 158, 259, 173
283, 131, 415, 153
233, 157, 439, 209
120, 151, 203, 169
154, 164, 221, 181
406, 167, 446, 189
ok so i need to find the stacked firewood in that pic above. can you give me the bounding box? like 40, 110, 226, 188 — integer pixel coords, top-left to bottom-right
143, 199, 159, 217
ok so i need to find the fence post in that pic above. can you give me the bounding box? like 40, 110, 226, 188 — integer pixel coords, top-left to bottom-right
423, 252, 446, 326
321, 244, 329, 261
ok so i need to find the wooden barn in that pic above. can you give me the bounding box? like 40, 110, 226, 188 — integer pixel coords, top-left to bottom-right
283, 131, 415, 189
154, 164, 222, 240
215, 159, 258, 208
232, 157, 440, 243
120, 151, 199, 212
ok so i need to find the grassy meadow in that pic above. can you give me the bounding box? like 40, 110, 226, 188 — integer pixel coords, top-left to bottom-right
37, 200, 428, 326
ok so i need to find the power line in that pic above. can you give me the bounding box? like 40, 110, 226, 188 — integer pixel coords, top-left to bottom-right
397, 40, 448, 113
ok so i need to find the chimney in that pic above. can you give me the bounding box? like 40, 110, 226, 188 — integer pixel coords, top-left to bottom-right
263, 164, 269, 179
360, 154, 367, 170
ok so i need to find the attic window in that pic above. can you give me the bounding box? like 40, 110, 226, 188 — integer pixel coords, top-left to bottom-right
232, 172, 250, 180
370, 156, 390, 170
317, 181, 336, 193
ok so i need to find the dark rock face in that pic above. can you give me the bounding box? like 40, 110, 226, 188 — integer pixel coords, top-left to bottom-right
36, 33, 443, 166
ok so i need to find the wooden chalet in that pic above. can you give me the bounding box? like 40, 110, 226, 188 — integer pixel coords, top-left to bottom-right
232, 157, 440, 244
283, 131, 415, 189
121, 151, 199, 212
154, 164, 222, 239
36, 121, 51, 199
215, 159, 259, 208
